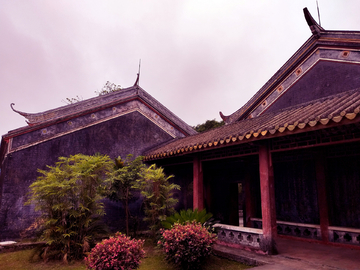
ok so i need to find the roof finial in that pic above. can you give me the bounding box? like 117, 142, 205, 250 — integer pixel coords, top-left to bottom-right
316, 0, 321, 27
219, 111, 230, 124
134, 59, 141, 86
303, 7, 324, 38
10, 103, 33, 125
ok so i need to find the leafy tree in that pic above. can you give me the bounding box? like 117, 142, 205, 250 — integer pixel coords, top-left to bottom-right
193, 119, 224, 133
134, 164, 180, 237
26, 154, 114, 262
109, 154, 145, 235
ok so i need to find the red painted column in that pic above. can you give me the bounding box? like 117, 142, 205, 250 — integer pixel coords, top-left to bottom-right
316, 151, 329, 242
259, 143, 277, 254
193, 155, 204, 210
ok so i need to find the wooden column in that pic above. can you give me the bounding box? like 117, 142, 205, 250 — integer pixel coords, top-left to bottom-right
193, 155, 204, 210
259, 143, 277, 254
316, 150, 329, 242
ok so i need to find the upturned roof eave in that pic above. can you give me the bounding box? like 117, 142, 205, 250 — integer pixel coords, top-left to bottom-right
225, 28, 360, 124
5, 85, 196, 139
225, 34, 318, 123
10, 86, 139, 126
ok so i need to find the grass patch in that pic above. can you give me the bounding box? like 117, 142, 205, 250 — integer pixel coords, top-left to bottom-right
0, 249, 86, 270
0, 242, 251, 270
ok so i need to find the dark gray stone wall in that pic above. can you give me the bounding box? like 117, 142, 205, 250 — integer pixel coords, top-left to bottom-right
0, 111, 173, 240
267, 61, 360, 112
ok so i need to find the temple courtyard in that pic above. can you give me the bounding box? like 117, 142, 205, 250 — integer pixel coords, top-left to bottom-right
214, 237, 360, 269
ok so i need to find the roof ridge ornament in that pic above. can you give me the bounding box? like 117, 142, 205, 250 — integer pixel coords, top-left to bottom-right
303, 7, 324, 38
219, 111, 230, 124
10, 103, 33, 125
134, 59, 141, 86
11, 103, 29, 118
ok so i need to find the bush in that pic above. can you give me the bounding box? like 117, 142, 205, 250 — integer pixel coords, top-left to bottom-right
158, 222, 217, 269
85, 232, 145, 270
161, 208, 213, 229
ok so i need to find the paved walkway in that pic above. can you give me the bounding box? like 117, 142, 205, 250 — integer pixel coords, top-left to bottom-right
214, 237, 360, 269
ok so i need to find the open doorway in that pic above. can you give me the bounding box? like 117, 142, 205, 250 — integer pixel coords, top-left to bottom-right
229, 182, 245, 226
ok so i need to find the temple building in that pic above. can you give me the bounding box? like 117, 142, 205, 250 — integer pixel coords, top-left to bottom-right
144, 8, 360, 253
1, 7, 360, 254
0, 82, 196, 238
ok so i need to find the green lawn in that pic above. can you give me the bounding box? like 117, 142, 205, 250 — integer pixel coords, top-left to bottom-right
0, 245, 251, 270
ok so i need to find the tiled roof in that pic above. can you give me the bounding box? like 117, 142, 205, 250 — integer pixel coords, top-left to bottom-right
223, 10, 360, 124
7, 85, 197, 137
144, 88, 360, 160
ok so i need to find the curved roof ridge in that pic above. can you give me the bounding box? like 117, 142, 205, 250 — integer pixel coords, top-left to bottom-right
11, 86, 138, 125
221, 7, 360, 124
9, 84, 197, 136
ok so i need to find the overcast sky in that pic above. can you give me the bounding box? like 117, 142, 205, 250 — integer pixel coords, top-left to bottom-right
1, 0, 360, 137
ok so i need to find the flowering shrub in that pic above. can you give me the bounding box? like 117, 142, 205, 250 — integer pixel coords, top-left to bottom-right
85, 232, 145, 270
158, 221, 217, 269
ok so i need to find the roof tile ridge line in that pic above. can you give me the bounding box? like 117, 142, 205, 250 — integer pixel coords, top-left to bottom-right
232, 116, 268, 137
338, 97, 360, 118
135, 95, 190, 137
228, 31, 360, 123
271, 97, 331, 126
325, 91, 359, 118
236, 88, 360, 134
313, 89, 360, 119
260, 110, 295, 132
295, 96, 341, 124
272, 91, 358, 129
50, 86, 138, 114
246, 92, 338, 133
8, 107, 161, 154
136, 86, 197, 135
29, 95, 141, 129
146, 96, 360, 158
300, 95, 340, 121
319, 30, 360, 35
5, 95, 143, 139
315, 95, 343, 120
11, 86, 138, 123
249, 111, 282, 132
269, 87, 360, 116
226, 37, 319, 123
341, 93, 360, 113
252, 49, 360, 120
